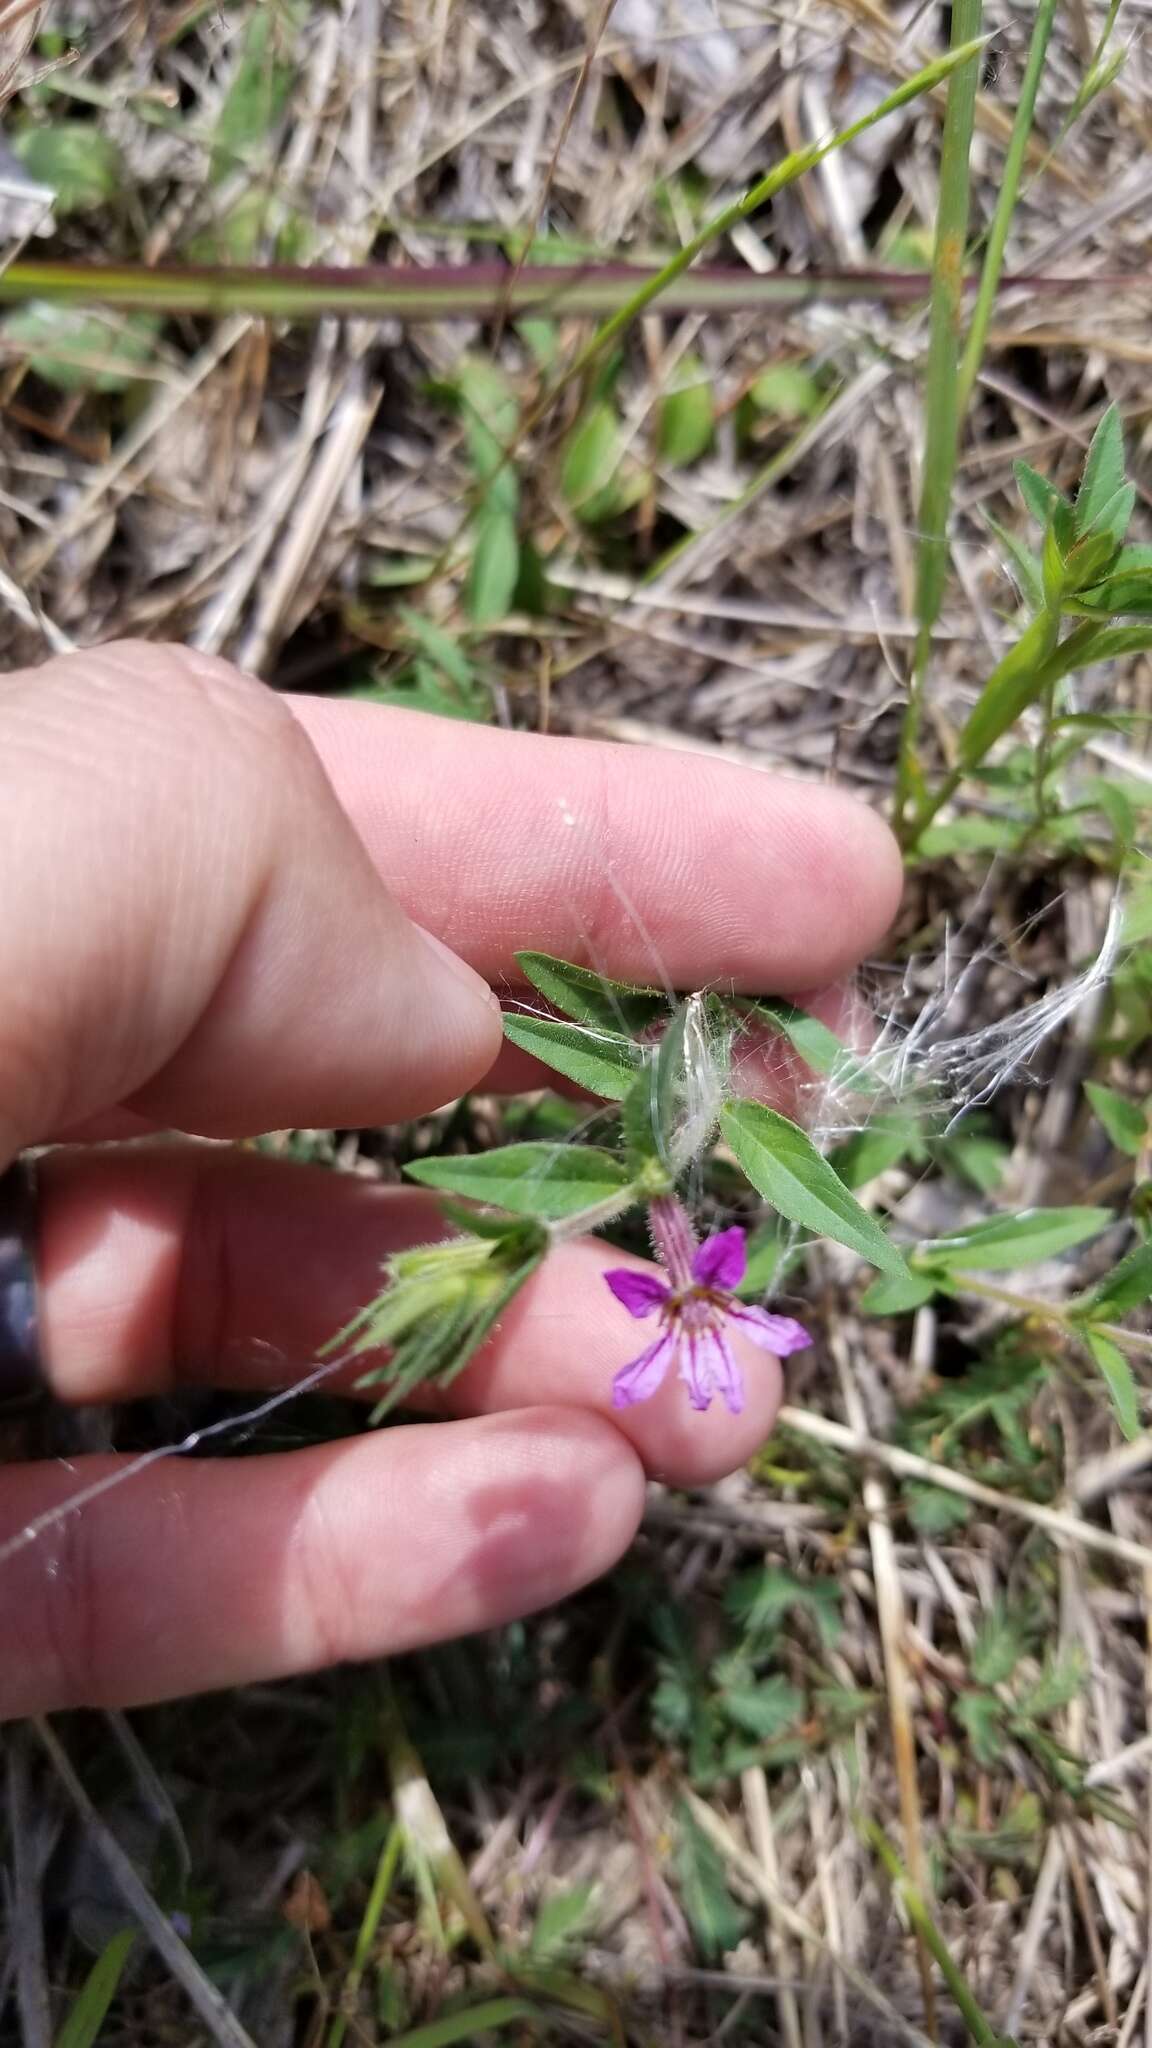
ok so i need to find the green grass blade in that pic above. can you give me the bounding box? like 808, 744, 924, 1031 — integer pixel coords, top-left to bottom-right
958, 0, 1061, 413
548, 35, 990, 402
895, 2, 985, 832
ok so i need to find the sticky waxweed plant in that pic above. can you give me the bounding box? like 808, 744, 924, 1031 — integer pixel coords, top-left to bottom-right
903, 404, 1152, 856
323, 957, 914, 1421
322, 939, 1152, 1444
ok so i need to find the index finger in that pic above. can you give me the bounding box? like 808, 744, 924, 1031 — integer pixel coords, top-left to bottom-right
289, 701, 903, 994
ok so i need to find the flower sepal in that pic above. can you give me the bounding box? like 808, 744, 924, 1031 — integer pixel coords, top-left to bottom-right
324, 1221, 547, 1421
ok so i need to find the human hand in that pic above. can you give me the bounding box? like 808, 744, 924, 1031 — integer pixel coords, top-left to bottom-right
0, 643, 901, 1718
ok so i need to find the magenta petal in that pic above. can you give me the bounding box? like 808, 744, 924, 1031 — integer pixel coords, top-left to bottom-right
678, 1331, 714, 1411
604, 1267, 670, 1318
710, 1330, 746, 1415
612, 1332, 675, 1408
691, 1226, 747, 1292
729, 1304, 811, 1357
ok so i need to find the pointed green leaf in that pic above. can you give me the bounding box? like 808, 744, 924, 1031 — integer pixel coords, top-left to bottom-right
502, 1012, 643, 1098
658, 358, 714, 465
747, 999, 883, 1093
957, 608, 1062, 769
514, 950, 665, 1034
448, 354, 519, 506
1, 302, 161, 393
832, 1112, 924, 1189
1085, 1329, 1141, 1440
54, 1930, 136, 2048
1074, 569, 1152, 617
212, 4, 299, 179
860, 1268, 939, 1314
721, 1100, 908, 1275
675, 1806, 749, 1960
921, 1205, 1112, 1271
1074, 403, 1125, 537
14, 123, 123, 215
984, 511, 1044, 613
465, 507, 519, 623
723, 1677, 805, 1740
1085, 1082, 1146, 1156
971, 1603, 1022, 1685
1014, 459, 1066, 530
560, 401, 622, 511
1075, 1241, 1152, 1319
1077, 480, 1134, 549
405, 1142, 632, 1219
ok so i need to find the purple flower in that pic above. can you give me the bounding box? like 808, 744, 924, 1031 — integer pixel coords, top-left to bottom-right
603, 1200, 810, 1416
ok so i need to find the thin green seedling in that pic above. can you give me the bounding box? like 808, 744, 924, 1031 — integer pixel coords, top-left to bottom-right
957, 0, 1061, 415
905, 405, 1152, 850
894, 1, 985, 836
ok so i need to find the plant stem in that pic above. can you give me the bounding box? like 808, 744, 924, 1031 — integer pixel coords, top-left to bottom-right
894, 1, 984, 836
939, 1271, 1152, 1355
547, 1186, 644, 1244
326, 1823, 403, 2048
957, 0, 1061, 414
537, 36, 987, 413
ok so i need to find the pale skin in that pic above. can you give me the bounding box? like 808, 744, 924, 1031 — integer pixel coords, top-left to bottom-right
0, 642, 902, 1719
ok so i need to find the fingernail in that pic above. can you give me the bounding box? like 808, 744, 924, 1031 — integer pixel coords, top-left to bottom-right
415, 926, 499, 1011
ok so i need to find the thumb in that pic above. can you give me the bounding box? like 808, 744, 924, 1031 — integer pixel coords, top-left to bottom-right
0, 642, 501, 1148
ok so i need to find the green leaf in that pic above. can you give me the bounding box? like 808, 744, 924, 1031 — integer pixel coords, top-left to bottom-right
54, 1930, 136, 2048
212, 4, 299, 179
1074, 403, 1125, 538
721, 1101, 908, 1276
984, 511, 1044, 614
0, 303, 161, 393
404, 1142, 632, 1219
935, 1129, 1010, 1194
502, 1012, 643, 1099
860, 1268, 939, 1314
727, 1567, 842, 1647
14, 122, 123, 214
515, 949, 665, 1035
904, 1483, 971, 1535
398, 608, 475, 688
1075, 481, 1134, 551
917, 815, 1021, 858
920, 1205, 1112, 1271
1085, 1081, 1146, 1156
722, 1677, 805, 1740
1081, 776, 1136, 844
465, 507, 519, 624
956, 608, 1062, 770
956, 1690, 1006, 1768
658, 358, 714, 465
831, 1112, 923, 1189
1076, 1241, 1152, 1319
1016, 1649, 1085, 1721
528, 1884, 595, 1961
1085, 1329, 1141, 1440
560, 401, 621, 512
675, 1806, 749, 1960
736, 1219, 798, 1296
1014, 458, 1066, 531
746, 999, 882, 1093
448, 356, 519, 514
971, 1603, 1022, 1685
1074, 570, 1152, 618
747, 362, 823, 422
